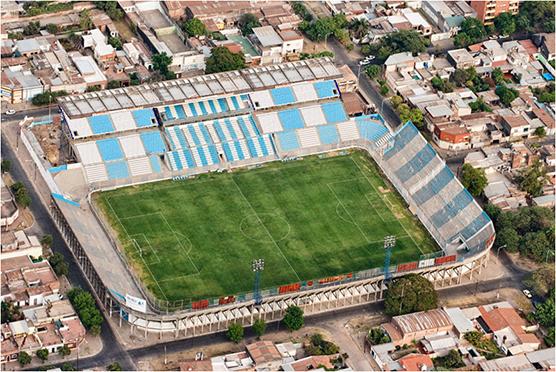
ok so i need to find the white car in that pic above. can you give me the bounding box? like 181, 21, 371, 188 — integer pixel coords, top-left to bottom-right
359, 59, 372, 66
5, 109, 16, 116
523, 289, 532, 299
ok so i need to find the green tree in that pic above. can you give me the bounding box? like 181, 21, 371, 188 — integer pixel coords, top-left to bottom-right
107, 362, 122, 371
461, 163, 487, 197
45, 23, 59, 34
252, 319, 266, 339
348, 18, 369, 41
519, 1, 555, 33
107, 80, 121, 89
410, 108, 423, 128
227, 323, 244, 343
495, 227, 520, 253
205, 47, 246, 74
469, 97, 492, 112
79, 10, 93, 30
283, 305, 304, 331
495, 85, 519, 106
520, 231, 551, 263
365, 65, 381, 79
67, 288, 103, 334
460, 17, 486, 43
238, 13, 260, 36
11, 181, 31, 208
379, 84, 389, 96
524, 265, 555, 298
292, 2, 313, 22
1, 301, 22, 324
151, 52, 175, 80
384, 274, 437, 316
23, 21, 41, 36
306, 333, 340, 355
534, 127, 547, 138
49, 252, 69, 277
108, 36, 122, 50
129, 72, 140, 86
534, 291, 555, 327
182, 18, 207, 37
36, 348, 49, 363
433, 349, 465, 369
491, 67, 506, 85
1, 159, 12, 174
18, 351, 32, 367
367, 328, 390, 345
454, 32, 472, 47
301, 17, 336, 42
546, 327, 555, 347
95, 1, 123, 20
493, 12, 516, 36
58, 344, 71, 358
517, 160, 547, 197
40, 234, 53, 248
390, 95, 403, 109
61, 362, 76, 371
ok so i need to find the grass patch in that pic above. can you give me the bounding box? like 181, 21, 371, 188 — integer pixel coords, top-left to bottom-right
95, 151, 438, 302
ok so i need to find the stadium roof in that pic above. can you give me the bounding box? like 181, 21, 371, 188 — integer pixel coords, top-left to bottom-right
58, 58, 341, 118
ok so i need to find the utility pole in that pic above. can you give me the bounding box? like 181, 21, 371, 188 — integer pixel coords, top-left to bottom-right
252, 258, 264, 306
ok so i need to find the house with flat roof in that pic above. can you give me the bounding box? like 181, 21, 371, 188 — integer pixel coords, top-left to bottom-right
1, 67, 44, 103
0, 178, 19, 229
251, 26, 284, 65
447, 48, 475, 69
1, 230, 42, 261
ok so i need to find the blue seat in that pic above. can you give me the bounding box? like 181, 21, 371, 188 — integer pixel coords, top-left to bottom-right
213, 120, 227, 142
106, 160, 129, 180
322, 102, 348, 123
199, 124, 213, 144
97, 138, 124, 161
218, 98, 229, 112
187, 126, 202, 146
171, 151, 183, 170
140, 131, 166, 154
132, 109, 157, 128
270, 87, 296, 106
246, 138, 259, 157
173, 127, 189, 149
383, 123, 419, 161
233, 141, 245, 160
149, 155, 162, 173
164, 106, 174, 121
207, 145, 220, 164
196, 147, 208, 166
314, 80, 338, 99
412, 167, 454, 205
277, 131, 300, 151
222, 142, 234, 161
431, 189, 474, 228
278, 109, 305, 130
198, 101, 209, 115
318, 125, 339, 145
231, 96, 241, 110
395, 144, 436, 183
89, 115, 115, 135
249, 116, 260, 135
174, 105, 186, 119
208, 100, 218, 114
357, 120, 389, 142
258, 136, 270, 156
188, 103, 198, 117
182, 148, 196, 168
224, 119, 238, 139
460, 212, 491, 240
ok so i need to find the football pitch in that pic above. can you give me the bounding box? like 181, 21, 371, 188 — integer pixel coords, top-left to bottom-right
96, 151, 438, 303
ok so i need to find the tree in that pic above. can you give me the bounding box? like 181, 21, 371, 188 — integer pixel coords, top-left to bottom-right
79, 10, 93, 30
496, 227, 520, 253
518, 1, 555, 33
10, 181, 31, 208
129, 72, 140, 86
205, 47, 246, 74
252, 319, 266, 338
348, 18, 369, 41
301, 17, 336, 42
546, 327, 555, 347
238, 13, 260, 36
182, 18, 207, 37
95, 1, 123, 21
1, 301, 22, 324
41, 234, 53, 248
524, 265, 555, 298
306, 333, 340, 355
283, 305, 304, 331
67, 288, 103, 334
36, 348, 49, 363
491, 67, 506, 85
495, 85, 519, 107
520, 232, 550, 263
18, 351, 32, 367
1, 159, 11, 174
23, 21, 41, 36
292, 2, 313, 22
379, 84, 389, 96
433, 349, 465, 369
459, 17, 486, 44
49, 252, 69, 277
517, 160, 547, 197
108, 36, 122, 50
59, 344, 71, 358
534, 127, 547, 138
384, 274, 437, 316
45, 23, 59, 34
107, 362, 122, 371
151, 52, 175, 80
410, 108, 423, 128
61, 362, 76, 371
365, 65, 381, 79
390, 95, 403, 109
107, 80, 121, 89
461, 163, 487, 197
493, 12, 516, 36
454, 32, 472, 47
227, 323, 244, 343
534, 291, 555, 327
431, 76, 454, 93
469, 97, 492, 112
367, 328, 390, 345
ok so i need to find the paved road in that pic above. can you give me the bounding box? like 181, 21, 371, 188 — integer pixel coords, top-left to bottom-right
326, 40, 401, 128
1, 134, 136, 371
2, 106, 54, 122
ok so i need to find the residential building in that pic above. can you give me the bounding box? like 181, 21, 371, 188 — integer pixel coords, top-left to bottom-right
500, 114, 531, 139
470, 0, 519, 25
0, 179, 19, 229
337, 64, 358, 93
540, 33, 556, 61
251, 26, 285, 65
447, 48, 475, 69
1, 230, 42, 260
82, 28, 116, 63
70, 54, 108, 90
398, 353, 434, 371
277, 29, 304, 58
421, 1, 476, 34
381, 309, 454, 346
246, 341, 283, 370
1, 67, 44, 103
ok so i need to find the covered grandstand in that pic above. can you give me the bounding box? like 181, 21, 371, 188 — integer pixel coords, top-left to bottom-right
19, 57, 496, 340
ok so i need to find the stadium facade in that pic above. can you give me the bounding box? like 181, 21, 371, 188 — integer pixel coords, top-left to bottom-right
21, 58, 494, 340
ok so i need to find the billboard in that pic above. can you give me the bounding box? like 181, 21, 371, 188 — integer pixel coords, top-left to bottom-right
125, 294, 147, 313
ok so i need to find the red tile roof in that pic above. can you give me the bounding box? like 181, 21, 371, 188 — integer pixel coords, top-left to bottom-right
399, 353, 434, 372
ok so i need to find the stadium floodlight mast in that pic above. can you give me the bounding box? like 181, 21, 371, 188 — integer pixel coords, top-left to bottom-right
383, 235, 396, 282
252, 258, 265, 306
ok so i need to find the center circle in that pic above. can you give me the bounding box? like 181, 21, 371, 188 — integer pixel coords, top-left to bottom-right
240, 213, 291, 243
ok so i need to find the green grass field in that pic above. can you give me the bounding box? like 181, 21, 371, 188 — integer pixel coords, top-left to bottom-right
96, 151, 438, 303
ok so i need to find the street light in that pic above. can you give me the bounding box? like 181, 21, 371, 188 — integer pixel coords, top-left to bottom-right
252, 259, 264, 305
383, 235, 396, 282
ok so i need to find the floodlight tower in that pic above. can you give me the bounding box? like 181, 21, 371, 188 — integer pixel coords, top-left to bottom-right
252, 258, 265, 305
383, 235, 396, 282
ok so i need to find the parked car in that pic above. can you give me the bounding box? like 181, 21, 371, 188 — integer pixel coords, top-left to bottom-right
5, 109, 16, 116
523, 289, 532, 298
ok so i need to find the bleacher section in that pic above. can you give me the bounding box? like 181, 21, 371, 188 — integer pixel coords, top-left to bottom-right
74, 130, 167, 182
250, 80, 340, 110
66, 108, 159, 139
378, 122, 494, 252
158, 94, 250, 123
163, 114, 277, 171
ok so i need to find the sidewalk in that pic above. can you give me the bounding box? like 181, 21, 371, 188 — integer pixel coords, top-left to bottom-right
3, 333, 103, 371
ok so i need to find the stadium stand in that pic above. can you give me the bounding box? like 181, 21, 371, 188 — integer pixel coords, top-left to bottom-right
250, 80, 340, 111
158, 95, 250, 123
66, 109, 159, 139
276, 131, 301, 151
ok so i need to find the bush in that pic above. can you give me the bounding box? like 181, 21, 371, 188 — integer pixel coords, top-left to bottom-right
182, 18, 207, 37
18, 351, 32, 366
384, 274, 437, 316
36, 348, 49, 363
59, 345, 71, 358
32, 91, 68, 106
366, 65, 381, 79
433, 349, 465, 369
67, 288, 103, 334
40, 234, 53, 248
367, 328, 390, 345
283, 306, 304, 331
306, 333, 340, 355
49, 253, 69, 277
205, 47, 245, 74
11, 181, 31, 208
1, 160, 11, 174
107, 362, 122, 371
253, 319, 266, 338
227, 323, 244, 343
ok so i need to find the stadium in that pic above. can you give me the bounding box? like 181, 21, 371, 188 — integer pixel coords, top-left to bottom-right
27, 58, 494, 338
